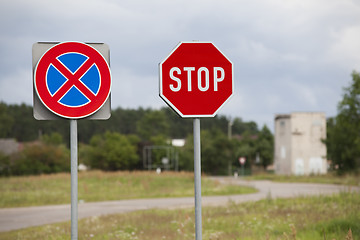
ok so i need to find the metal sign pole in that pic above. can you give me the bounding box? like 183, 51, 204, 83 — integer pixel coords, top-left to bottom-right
70, 120, 78, 240
193, 118, 202, 240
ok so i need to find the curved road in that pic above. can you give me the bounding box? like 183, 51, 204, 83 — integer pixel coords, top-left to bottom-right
0, 177, 358, 232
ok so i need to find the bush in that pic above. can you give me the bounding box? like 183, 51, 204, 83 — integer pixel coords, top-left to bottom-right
10, 141, 70, 176
0, 152, 11, 176
87, 132, 140, 171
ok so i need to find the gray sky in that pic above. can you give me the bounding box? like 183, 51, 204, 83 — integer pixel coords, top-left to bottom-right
1, 0, 360, 130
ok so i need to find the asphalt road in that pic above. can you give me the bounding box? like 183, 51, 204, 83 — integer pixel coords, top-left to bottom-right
0, 177, 358, 232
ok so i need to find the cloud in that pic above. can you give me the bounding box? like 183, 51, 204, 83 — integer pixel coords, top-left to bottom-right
0, 68, 32, 104
111, 67, 163, 109
328, 26, 360, 69
0, 0, 360, 131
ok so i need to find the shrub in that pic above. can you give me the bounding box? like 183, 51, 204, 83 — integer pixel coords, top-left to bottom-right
87, 132, 140, 171
0, 152, 11, 176
10, 141, 70, 175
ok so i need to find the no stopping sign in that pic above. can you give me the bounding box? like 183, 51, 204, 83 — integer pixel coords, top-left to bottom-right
34, 42, 111, 119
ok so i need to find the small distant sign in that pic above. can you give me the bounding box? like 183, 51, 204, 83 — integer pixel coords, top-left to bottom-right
162, 157, 169, 165
239, 157, 246, 165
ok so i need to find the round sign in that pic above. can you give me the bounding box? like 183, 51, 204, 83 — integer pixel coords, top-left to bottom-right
34, 42, 111, 119
159, 42, 233, 118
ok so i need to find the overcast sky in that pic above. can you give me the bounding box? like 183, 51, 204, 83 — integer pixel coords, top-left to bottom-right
1, 0, 360, 131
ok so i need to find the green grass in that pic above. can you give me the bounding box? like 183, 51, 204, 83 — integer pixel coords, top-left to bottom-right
0, 171, 256, 208
245, 172, 360, 186
1, 192, 358, 239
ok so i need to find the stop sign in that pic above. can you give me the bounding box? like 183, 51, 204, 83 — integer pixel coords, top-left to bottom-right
159, 42, 234, 118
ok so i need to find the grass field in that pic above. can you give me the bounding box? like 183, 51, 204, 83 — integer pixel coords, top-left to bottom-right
0, 191, 358, 240
0, 171, 257, 208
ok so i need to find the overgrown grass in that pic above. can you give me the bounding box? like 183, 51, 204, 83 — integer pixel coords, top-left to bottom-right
1, 192, 358, 239
0, 171, 256, 208
245, 172, 360, 186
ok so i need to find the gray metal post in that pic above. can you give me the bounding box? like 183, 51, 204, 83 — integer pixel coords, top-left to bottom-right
175, 150, 179, 172
228, 119, 233, 176
70, 120, 78, 240
193, 118, 202, 240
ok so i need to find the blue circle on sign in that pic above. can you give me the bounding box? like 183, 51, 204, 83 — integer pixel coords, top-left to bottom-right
46, 52, 101, 107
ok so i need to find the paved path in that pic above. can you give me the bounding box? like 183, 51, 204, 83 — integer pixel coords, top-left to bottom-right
0, 178, 358, 232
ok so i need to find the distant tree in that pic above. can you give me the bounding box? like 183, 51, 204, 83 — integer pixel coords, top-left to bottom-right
162, 107, 192, 138
0, 101, 268, 173
325, 71, 360, 173
41, 132, 64, 145
95, 107, 148, 135
0, 152, 11, 176
178, 134, 194, 171
0, 102, 14, 138
88, 132, 140, 171
255, 125, 274, 169
201, 115, 229, 135
177, 118, 261, 174
141, 134, 172, 169
201, 129, 233, 175
7, 104, 39, 141
234, 131, 257, 167
232, 117, 258, 135
178, 129, 233, 174
136, 110, 170, 140
11, 140, 70, 175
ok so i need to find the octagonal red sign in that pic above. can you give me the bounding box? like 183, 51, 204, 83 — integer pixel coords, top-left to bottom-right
159, 42, 233, 118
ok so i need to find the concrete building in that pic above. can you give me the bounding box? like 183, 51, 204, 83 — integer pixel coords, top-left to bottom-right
274, 112, 327, 175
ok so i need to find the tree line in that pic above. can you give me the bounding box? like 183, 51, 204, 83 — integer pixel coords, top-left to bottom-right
2, 71, 359, 176
0, 104, 260, 143
0, 103, 273, 175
